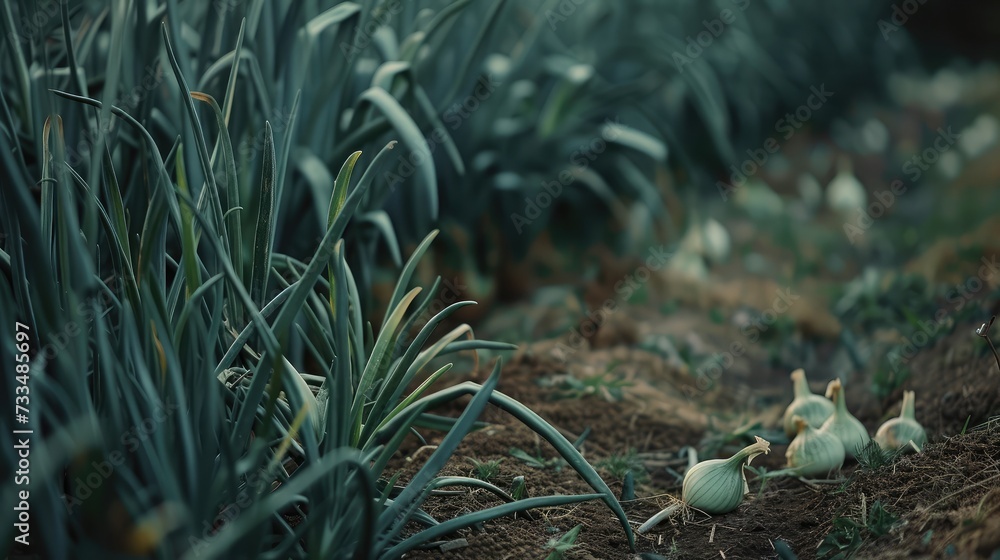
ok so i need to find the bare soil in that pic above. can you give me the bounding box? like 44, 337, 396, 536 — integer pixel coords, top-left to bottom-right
387, 283, 1000, 559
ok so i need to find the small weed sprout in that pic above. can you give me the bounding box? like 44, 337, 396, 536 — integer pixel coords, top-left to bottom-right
544, 524, 583, 560
817, 499, 899, 559
865, 500, 900, 537
539, 363, 631, 402
856, 440, 902, 471
510, 446, 567, 471
743, 464, 772, 498
596, 449, 647, 482
466, 457, 503, 482
509, 475, 528, 500
817, 516, 863, 559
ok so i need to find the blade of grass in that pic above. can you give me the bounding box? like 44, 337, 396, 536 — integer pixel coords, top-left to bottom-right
601, 121, 668, 161
222, 18, 246, 125
182, 452, 373, 560
1, 0, 33, 137
49, 90, 181, 294
191, 91, 244, 322
384, 494, 602, 559
385, 229, 438, 313
384, 380, 636, 550
60, 0, 87, 96
363, 321, 476, 446
327, 150, 361, 314
40, 117, 55, 265
271, 88, 301, 248
439, 0, 508, 105
358, 87, 438, 220
357, 211, 401, 267
355, 140, 398, 210
368, 362, 452, 446
250, 121, 275, 307
349, 287, 421, 446
175, 145, 202, 297
374, 358, 502, 550
161, 22, 227, 255
400, 0, 470, 63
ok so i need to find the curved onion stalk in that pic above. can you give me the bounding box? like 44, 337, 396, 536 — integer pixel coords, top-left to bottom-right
375, 377, 636, 550
819, 379, 870, 458
874, 391, 927, 453
782, 368, 834, 437
786, 415, 845, 477
638, 436, 770, 533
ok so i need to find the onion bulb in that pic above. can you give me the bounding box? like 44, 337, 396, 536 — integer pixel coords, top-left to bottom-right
826, 156, 866, 215
638, 436, 771, 532
782, 368, 835, 437
819, 378, 870, 458
786, 415, 845, 477
874, 391, 926, 453
682, 435, 771, 514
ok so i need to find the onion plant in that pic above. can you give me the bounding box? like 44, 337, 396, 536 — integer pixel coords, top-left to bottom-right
0, 3, 634, 557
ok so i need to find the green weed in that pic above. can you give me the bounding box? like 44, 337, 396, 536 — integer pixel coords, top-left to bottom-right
510, 446, 567, 471
856, 440, 902, 471
538, 365, 631, 402
596, 449, 647, 483
467, 457, 504, 482
544, 524, 583, 560
817, 500, 900, 559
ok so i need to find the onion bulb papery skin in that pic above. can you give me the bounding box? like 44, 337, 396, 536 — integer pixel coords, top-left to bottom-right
819, 378, 870, 459
682, 436, 770, 515
875, 391, 927, 453
786, 416, 846, 477
782, 368, 835, 437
